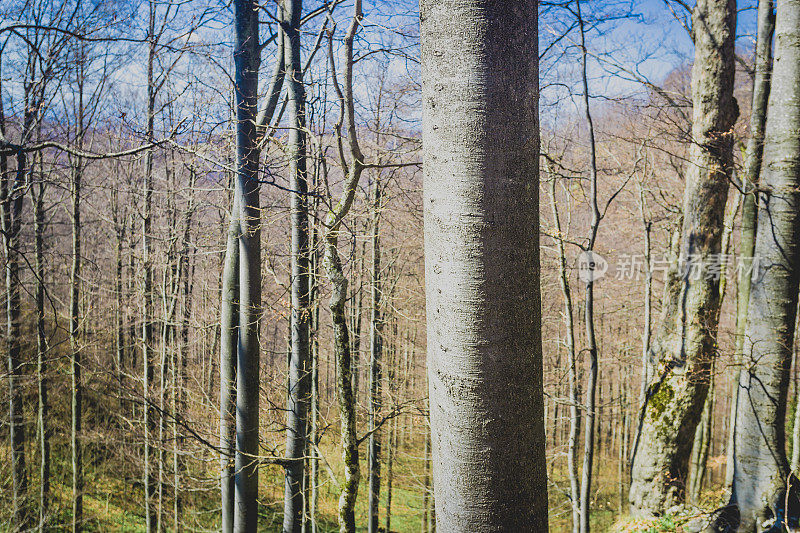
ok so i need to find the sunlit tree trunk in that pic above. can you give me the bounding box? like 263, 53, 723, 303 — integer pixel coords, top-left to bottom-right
283, 1, 313, 530
367, 176, 383, 533
232, 0, 261, 529
142, 4, 158, 528
725, 1, 800, 529
576, 3, 600, 530
220, 192, 239, 533
629, 0, 737, 515
322, 5, 368, 529
725, 0, 774, 491
421, 0, 548, 529
548, 172, 580, 533
33, 161, 49, 532
69, 49, 87, 530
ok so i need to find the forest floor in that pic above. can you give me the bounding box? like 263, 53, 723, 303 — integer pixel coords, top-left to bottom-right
1, 436, 727, 532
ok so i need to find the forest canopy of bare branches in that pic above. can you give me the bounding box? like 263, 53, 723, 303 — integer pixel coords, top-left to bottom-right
2, 0, 799, 532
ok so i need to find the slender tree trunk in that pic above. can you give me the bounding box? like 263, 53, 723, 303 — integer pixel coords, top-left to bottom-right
233, 0, 261, 529
283, 1, 312, 530
576, 2, 600, 529
114, 199, 126, 411
33, 167, 49, 532
618, 383, 629, 516
384, 401, 397, 533
309, 215, 320, 533
220, 194, 239, 533
725, 0, 774, 491
143, 5, 158, 528
349, 243, 364, 397
2, 86, 33, 533
725, 2, 800, 529
421, 0, 548, 529
326, 238, 360, 533
174, 172, 196, 532
422, 425, 431, 533
549, 174, 580, 533
638, 185, 653, 409
70, 158, 84, 533
384, 311, 398, 533
629, 0, 737, 515
70, 54, 87, 533
368, 177, 383, 533
323, 3, 367, 529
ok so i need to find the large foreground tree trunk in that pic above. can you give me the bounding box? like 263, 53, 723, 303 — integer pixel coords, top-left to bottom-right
629, 0, 737, 516
724, 2, 800, 530
420, 1, 548, 530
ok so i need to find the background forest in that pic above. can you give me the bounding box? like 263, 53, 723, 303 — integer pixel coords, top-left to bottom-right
0, 0, 793, 531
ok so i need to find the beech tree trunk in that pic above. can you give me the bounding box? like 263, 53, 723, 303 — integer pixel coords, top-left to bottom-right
70, 158, 84, 533
725, 1, 800, 529
549, 173, 580, 533
283, 0, 313, 530
421, 0, 548, 530
33, 167, 49, 532
725, 0, 774, 491
368, 177, 383, 533
220, 194, 239, 533
142, 4, 157, 528
629, 0, 737, 516
320, 3, 370, 530
69, 55, 86, 529
4, 143, 28, 533
232, 0, 261, 529
577, 2, 600, 529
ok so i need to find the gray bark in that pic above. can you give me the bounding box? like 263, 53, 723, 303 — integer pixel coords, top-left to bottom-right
629, 0, 737, 515
309, 201, 320, 533
4, 145, 28, 532
70, 158, 84, 533
577, 2, 600, 530
638, 183, 653, 415
725, 1, 800, 529
220, 192, 239, 533
142, 4, 157, 528
322, 5, 367, 529
220, 14, 284, 530
233, 0, 262, 529
725, 0, 774, 491
549, 173, 580, 533
33, 169, 49, 532
70, 60, 86, 530
283, 0, 312, 530
368, 177, 383, 533
421, 0, 548, 530
385, 410, 397, 533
